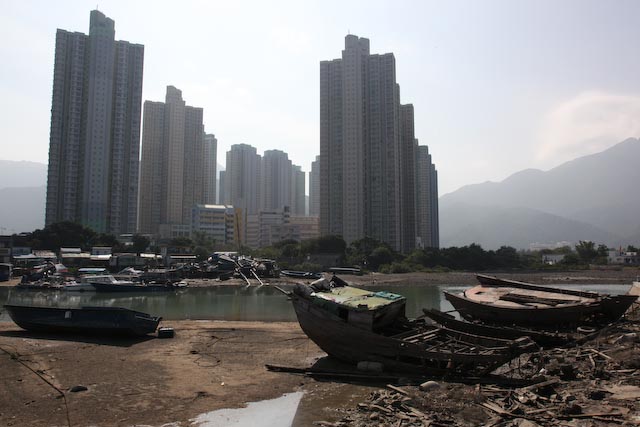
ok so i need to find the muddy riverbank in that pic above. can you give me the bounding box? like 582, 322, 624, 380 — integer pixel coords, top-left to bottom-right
0, 320, 333, 426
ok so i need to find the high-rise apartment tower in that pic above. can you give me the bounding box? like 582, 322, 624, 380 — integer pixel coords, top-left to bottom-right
45, 10, 144, 234
138, 86, 205, 236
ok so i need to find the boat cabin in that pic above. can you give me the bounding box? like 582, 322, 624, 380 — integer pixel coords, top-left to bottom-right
304, 285, 406, 332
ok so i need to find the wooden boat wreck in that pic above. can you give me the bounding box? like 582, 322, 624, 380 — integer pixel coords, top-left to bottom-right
288, 278, 536, 375
444, 274, 638, 328
421, 308, 593, 347
3, 305, 161, 336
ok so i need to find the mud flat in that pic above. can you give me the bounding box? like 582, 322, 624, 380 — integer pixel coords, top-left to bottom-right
0, 320, 332, 426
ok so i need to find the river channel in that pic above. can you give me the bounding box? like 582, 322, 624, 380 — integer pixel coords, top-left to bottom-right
0, 282, 632, 323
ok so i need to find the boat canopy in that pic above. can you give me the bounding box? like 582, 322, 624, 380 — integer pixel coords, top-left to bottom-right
312, 286, 405, 311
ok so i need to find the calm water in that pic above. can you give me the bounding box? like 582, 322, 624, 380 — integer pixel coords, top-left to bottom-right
0, 282, 632, 323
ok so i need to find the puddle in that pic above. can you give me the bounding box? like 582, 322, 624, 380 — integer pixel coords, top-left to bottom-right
190, 391, 304, 427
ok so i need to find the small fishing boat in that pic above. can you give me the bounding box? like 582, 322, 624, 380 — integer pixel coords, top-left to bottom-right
422, 308, 588, 346
286, 277, 536, 375
3, 305, 161, 336
281, 270, 323, 279
444, 274, 638, 328
88, 275, 186, 292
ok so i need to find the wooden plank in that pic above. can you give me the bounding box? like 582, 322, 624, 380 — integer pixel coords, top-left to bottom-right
386, 384, 410, 396
519, 378, 560, 392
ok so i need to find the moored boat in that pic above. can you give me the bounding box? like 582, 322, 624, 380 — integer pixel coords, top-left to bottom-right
3, 305, 161, 336
444, 274, 638, 328
287, 277, 536, 375
87, 274, 185, 292
281, 270, 323, 279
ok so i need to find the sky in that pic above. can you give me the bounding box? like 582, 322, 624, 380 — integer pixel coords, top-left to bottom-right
1, 0, 639, 195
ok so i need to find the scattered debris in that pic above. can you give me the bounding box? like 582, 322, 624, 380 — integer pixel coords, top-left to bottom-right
308, 307, 640, 426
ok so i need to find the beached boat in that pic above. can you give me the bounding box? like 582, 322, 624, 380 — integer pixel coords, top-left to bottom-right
421, 308, 590, 346
444, 274, 638, 328
287, 278, 536, 375
3, 305, 161, 336
281, 270, 323, 279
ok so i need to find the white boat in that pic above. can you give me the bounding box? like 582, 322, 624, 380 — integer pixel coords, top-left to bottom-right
62, 274, 136, 292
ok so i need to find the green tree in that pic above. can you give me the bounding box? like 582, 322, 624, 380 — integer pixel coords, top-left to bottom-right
27, 221, 97, 251
131, 234, 150, 254
368, 246, 395, 270
575, 240, 598, 263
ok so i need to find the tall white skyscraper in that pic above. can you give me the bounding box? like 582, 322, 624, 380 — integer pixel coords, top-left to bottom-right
415, 145, 439, 248
320, 35, 438, 252
261, 150, 293, 211
223, 144, 261, 216
46, 10, 144, 234
138, 86, 204, 236
203, 134, 218, 205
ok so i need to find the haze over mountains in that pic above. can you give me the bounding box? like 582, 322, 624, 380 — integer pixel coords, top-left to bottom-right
1, 138, 639, 248
440, 138, 640, 249
0, 160, 46, 233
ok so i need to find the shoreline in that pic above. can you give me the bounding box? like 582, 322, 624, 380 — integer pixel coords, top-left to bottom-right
2, 268, 638, 289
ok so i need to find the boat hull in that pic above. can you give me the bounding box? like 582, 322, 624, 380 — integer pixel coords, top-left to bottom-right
3, 305, 161, 336
445, 275, 638, 328
422, 308, 575, 346
291, 294, 531, 375
92, 282, 177, 292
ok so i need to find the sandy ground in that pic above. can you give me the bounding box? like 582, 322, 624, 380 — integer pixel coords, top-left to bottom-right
0, 320, 336, 427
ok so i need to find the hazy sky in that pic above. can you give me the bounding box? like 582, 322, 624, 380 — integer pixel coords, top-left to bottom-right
1, 0, 639, 194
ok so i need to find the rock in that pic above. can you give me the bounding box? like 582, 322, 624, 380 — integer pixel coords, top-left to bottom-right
560, 403, 582, 415
69, 385, 88, 393
419, 380, 440, 391
559, 364, 577, 380
589, 390, 608, 400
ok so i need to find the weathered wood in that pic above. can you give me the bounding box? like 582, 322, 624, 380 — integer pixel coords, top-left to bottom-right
588, 348, 613, 360
386, 384, 410, 396
519, 378, 560, 392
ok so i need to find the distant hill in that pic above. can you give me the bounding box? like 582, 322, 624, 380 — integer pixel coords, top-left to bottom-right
440, 203, 619, 249
440, 138, 640, 249
0, 186, 45, 233
0, 160, 47, 190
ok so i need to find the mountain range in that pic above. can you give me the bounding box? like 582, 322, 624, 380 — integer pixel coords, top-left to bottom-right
440, 137, 640, 249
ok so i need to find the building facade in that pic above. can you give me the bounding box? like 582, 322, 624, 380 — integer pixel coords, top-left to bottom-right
291, 165, 306, 216
321, 35, 426, 252
246, 208, 319, 249
415, 145, 439, 248
46, 10, 144, 234
203, 134, 218, 205
260, 150, 293, 211
138, 86, 205, 237
191, 204, 238, 245
309, 155, 320, 217
222, 144, 261, 217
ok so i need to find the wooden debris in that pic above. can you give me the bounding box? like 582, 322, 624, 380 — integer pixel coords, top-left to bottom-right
386, 384, 410, 396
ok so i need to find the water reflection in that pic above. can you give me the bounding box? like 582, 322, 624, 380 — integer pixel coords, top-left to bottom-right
0, 283, 631, 323
190, 391, 304, 427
